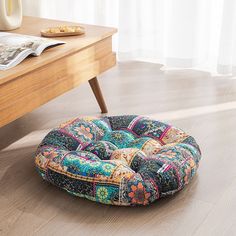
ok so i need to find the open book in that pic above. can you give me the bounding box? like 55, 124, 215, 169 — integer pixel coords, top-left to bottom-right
0, 32, 65, 71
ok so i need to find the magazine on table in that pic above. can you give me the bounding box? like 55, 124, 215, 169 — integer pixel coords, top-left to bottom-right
0, 32, 65, 71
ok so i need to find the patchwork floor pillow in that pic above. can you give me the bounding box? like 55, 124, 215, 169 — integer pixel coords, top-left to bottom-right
35, 115, 201, 206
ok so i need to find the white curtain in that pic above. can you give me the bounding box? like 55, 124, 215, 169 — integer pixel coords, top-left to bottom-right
22, 0, 236, 75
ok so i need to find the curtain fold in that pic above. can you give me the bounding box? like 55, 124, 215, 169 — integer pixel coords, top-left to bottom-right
22, 0, 236, 75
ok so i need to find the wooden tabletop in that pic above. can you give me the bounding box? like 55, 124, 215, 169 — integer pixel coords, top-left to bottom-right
0, 16, 117, 85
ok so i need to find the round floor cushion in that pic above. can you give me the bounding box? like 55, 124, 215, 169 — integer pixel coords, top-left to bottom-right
35, 115, 201, 206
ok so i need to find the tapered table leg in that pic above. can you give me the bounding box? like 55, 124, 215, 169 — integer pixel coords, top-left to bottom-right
89, 77, 108, 113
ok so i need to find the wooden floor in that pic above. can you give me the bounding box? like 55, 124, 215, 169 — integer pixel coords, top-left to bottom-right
0, 62, 236, 236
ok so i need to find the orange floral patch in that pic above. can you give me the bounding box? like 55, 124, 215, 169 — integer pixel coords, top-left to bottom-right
75, 125, 93, 139
128, 182, 151, 205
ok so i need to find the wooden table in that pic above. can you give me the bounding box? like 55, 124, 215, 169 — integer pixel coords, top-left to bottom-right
0, 16, 117, 128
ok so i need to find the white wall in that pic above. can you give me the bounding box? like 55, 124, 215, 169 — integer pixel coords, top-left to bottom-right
22, 0, 118, 26
22, 0, 41, 17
